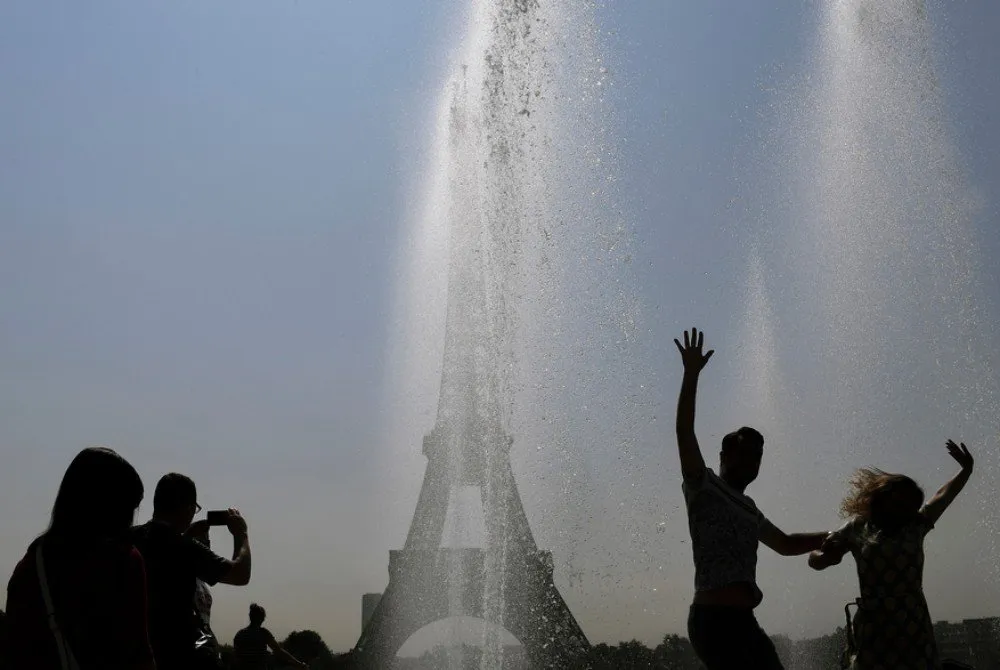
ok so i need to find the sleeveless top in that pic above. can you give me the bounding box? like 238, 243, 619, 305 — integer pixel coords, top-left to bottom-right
683, 468, 775, 606
234, 625, 272, 669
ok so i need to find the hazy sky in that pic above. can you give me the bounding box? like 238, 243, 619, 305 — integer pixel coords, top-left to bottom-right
2, 0, 999, 656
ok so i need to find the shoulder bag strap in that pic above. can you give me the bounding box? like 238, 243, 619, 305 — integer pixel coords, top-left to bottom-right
35, 542, 82, 670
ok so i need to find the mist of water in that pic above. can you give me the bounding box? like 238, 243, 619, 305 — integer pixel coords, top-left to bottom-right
381, 0, 633, 666
382, 0, 998, 663
742, 0, 1000, 645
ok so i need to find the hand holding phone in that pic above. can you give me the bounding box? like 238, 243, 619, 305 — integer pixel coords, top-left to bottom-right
225, 508, 248, 537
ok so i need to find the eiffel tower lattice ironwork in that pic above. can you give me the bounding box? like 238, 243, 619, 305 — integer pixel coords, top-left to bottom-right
351, 138, 590, 670
351, 420, 591, 667
351, 292, 591, 667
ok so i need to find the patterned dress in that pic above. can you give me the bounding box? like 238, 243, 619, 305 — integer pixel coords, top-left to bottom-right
830, 514, 940, 670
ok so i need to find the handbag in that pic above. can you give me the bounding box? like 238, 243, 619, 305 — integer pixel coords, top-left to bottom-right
192, 607, 224, 670
840, 599, 859, 670
193, 627, 223, 670
35, 543, 82, 670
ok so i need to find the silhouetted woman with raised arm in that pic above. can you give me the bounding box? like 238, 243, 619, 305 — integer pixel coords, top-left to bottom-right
5, 447, 155, 670
808, 440, 975, 670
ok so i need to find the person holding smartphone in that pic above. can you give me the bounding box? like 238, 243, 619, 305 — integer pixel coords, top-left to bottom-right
131, 473, 252, 670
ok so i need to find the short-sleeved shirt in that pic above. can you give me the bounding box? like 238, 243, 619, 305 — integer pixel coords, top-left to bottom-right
682, 468, 774, 606
130, 520, 229, 669
4, 536, 154, 670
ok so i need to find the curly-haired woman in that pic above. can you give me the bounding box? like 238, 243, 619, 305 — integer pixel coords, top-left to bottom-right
808, 440, 975, 670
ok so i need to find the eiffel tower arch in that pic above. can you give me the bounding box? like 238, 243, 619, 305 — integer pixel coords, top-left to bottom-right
350, 424, 590, 668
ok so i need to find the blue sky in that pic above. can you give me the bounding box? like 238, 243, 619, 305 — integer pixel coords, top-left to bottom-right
2, 0, 998, 654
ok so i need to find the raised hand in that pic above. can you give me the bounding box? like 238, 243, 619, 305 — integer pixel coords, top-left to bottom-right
226, 508, 249, 537
945, 440, 974, 471
674, 327, 715, 373
922, 440, 975, 525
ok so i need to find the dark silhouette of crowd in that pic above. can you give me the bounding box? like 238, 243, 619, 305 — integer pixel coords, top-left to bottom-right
0, 449, 305, 670
0, 327, 982, 670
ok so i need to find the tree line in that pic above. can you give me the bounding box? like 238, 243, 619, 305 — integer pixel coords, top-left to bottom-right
0, 609, 854, 670
258, 628, 850, 669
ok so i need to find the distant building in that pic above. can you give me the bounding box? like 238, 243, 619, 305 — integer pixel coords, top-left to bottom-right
361, 593, 382, 631
938, 620, 970, 662
936, 617, 1000, 668
778, 618, 999, 670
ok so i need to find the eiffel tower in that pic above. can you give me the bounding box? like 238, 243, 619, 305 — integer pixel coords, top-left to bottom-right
351, 268, 591, 669
350, 71, 590, 670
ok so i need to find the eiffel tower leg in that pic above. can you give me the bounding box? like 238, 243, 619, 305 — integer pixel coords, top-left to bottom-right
482, 459, 536, 551
352, 558, 448, 668
478, 459, 590, 668
352, 587, 417, 668
479, 459, 509, 667
499, 551, 591, 669
404, 457, 451, 549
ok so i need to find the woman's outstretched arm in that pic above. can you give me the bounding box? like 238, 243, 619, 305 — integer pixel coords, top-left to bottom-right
920, 440, 975, 527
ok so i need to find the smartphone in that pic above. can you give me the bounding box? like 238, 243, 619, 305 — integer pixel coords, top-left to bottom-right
206, 510, 229, 526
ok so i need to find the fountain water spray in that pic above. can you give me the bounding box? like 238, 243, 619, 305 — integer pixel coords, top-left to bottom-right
375, 0, 628, 667
741, 0, 1000, 640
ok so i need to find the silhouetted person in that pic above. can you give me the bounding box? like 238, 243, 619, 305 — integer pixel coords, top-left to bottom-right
809, 440, 975, 669
131, 473, 252, 670
5, 447, 154, 669
233, 604, 306, 669
673, 328, 829, 670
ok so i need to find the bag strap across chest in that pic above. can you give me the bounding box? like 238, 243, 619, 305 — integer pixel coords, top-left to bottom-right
35, 543, 82, 670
